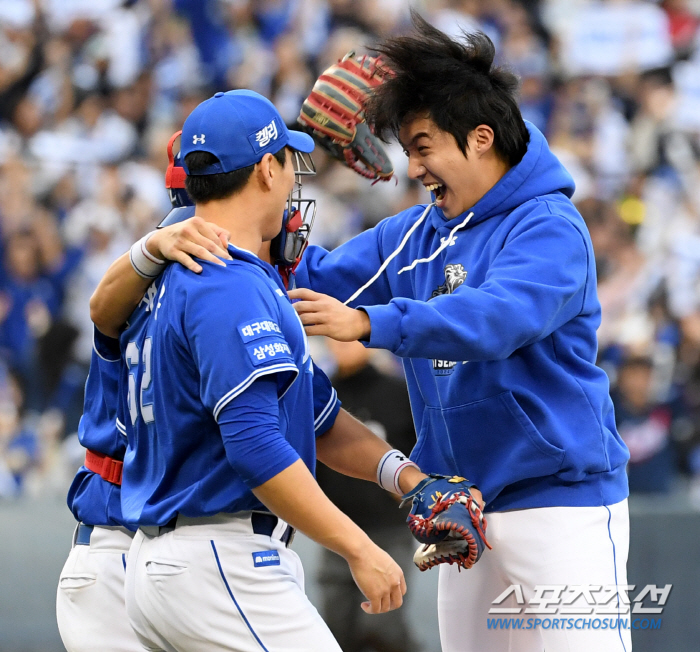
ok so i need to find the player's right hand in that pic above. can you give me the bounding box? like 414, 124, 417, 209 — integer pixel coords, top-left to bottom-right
147, 216, 232, 274
346, 544, 407, 614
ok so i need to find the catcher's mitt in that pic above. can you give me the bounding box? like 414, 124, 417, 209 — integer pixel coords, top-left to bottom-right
402, 475, 491, 571
298, 51, 394, 182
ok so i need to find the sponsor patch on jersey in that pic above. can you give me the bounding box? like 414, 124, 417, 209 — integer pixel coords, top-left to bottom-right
252, 550, 280, 567
245, 339, 293, 366
238, 319, 282, 343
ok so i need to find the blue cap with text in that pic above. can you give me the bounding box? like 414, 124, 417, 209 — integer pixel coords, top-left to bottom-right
181, 89, 314, 175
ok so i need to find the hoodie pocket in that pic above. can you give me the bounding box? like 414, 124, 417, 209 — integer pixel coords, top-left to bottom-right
434, 391, 565, 503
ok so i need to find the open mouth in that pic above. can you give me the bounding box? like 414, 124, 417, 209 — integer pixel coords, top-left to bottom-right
425, 182, 446, 204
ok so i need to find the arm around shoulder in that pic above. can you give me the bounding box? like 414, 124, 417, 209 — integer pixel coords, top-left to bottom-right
90, 219, 232, 337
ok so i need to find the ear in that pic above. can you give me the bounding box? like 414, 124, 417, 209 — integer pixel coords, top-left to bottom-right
472, 125, 495, 156
256, 153, 276, 191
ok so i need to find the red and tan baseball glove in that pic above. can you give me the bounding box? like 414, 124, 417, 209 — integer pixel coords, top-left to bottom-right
298, 51, 394, 182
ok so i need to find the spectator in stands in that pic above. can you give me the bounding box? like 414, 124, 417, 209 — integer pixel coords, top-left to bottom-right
0, 366, 39, 498
0, 229, 59, 410
612, 356, 680, 493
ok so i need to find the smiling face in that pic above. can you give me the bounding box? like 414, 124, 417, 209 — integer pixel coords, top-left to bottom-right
399, 116, 505, 219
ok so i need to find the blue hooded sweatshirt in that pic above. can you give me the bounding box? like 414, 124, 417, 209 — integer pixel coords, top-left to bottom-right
296, 122, 629, 512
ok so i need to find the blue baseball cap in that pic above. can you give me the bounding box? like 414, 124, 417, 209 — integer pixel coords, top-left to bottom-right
180, 90, 314, 175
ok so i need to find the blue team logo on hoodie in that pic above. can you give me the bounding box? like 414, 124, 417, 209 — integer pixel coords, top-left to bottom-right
431, 264, 467, 375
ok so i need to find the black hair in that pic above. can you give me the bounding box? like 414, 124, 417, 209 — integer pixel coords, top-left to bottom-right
365, 11, 530, 167
185, 147, 287, 203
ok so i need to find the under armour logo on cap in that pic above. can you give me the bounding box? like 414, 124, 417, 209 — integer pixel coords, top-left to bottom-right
193, 134, 206, 144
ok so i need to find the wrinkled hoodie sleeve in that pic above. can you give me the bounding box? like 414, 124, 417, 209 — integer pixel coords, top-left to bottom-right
295, 221, 395, 306
363, 211, 589, 361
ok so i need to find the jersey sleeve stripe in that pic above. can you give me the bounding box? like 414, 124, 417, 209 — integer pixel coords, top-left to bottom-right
116, 418, 127, 436
213, 363, 299, 421
92, 341, 120, 363
277, 368, 299, 401
314, 388, 338, 431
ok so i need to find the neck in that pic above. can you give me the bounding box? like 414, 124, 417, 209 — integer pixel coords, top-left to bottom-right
194, 190, 270, 254
470, 156, 511, 207
463, 153, 510, 212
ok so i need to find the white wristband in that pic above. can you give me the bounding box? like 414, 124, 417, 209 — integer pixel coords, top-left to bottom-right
129, 231, 166, 279
377, 449, 419, 495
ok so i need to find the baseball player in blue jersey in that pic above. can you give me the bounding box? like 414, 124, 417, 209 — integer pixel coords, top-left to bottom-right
56, 210, 232, 652
58, 140, 381, 650
57, 256, 351, 652
287, 17, 633, 652
56, 132, 382, 652
56, 325, 136, 652
88, 90, 431, 652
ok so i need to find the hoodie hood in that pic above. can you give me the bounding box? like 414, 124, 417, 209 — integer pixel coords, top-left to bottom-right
433, 121, 576, 229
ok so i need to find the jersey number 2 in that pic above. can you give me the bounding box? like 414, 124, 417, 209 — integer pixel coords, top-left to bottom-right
125, 338, 154, 425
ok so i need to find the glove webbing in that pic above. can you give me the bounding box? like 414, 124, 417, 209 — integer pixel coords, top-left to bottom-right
415, 546, 476, 572
343, 144, 381, 180
408, 492, 491, 550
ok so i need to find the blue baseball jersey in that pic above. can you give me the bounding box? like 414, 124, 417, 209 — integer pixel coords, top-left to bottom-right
119, 246, 339, 526
66, 327, 133, 529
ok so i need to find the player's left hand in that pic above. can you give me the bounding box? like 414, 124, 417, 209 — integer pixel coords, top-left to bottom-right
147, 216, 232, 274
345, 544, 407, 614
402, 475, 491, 571
288, 288, 371, 341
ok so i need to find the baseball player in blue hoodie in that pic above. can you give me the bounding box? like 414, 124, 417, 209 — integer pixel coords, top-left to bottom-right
288, 15, 632, 652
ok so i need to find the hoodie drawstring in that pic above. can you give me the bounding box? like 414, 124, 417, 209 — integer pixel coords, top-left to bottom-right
397, 211, 474, 274
343, 202, 435, 305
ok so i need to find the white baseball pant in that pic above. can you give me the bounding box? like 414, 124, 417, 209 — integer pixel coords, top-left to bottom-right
438, 499, 632, 652
57, 524, 141, 652
125, 512, 343, 652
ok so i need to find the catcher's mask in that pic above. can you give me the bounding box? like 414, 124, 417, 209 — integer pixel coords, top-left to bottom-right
157, 133, 316, 286
272, 149, 316, 288
160, 131, 196, 228
164, 131, 192, 209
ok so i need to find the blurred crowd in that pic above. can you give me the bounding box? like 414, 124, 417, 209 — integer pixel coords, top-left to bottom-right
1, 0, 700, 506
